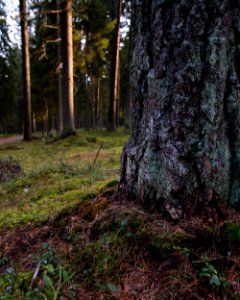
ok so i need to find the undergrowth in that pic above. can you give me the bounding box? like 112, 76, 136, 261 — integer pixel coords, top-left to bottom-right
0, 130, 240, 299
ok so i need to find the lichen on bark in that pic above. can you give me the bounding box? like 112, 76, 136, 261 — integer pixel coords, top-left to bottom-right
119, 0, 240, 215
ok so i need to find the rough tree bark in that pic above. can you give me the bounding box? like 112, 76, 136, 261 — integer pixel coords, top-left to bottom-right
20, 0, 32, 141
60, 0, 76, 138
119, 0, 240, 218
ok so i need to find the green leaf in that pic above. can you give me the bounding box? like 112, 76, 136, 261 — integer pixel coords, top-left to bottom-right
126, 231, 132, 238
106, 283, 117, 293
41, 243, 49, 251
120, 218, 128, 230
43, 274, 54, 289
207, 264, 217, 273
201, 267, 210, 272
45, 264, 55, 274
96, 283, 107, 290
210, 274, 220, 286
62, 270, 70, 282
199, 272, 210, 278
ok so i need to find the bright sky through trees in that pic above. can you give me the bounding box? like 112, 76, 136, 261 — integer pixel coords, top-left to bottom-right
5, 0, 20, 44
5, 1, 129, 46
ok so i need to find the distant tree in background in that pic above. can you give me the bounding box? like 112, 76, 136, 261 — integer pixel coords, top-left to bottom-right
57, 0, 63, 133
0, 47, 22, 134
119, 29, 131, 128
20, 0, 32, 140
74, 0, 116, 128
60, 0, 76, 137
120, 0, 132, 128
0, 1, 21, 135
108, 0, 122, 130
0, 0, 10, 55
30, 0, 58, 134
0, 0, 131, 135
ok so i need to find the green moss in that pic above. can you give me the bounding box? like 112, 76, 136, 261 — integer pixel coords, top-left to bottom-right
0, 129, 129, 229
74, 208, 183, 289
77, 239, 121, 286
147, 228, 181, 259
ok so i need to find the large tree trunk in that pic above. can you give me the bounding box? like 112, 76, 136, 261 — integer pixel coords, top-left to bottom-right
60, 0, 76, 138
20, 0, 32, 141
108, 0, 122, 130
119, 0, 240, 218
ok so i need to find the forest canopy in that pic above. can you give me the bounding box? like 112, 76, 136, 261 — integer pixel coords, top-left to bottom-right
0, 0, 131, 135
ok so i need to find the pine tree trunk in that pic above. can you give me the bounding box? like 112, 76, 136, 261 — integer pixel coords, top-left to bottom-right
96, 78, 100, 128
60, 0, 76, 138
57, 0, 63, 133
20, 0, 32, 141
119, 0, 240, 217
108, 0, 122, 130
91, 76, 96, 129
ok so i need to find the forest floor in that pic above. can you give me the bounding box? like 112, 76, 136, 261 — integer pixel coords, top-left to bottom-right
0, 130, 239, 300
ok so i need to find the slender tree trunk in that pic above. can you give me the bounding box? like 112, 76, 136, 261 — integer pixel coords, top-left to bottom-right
91, 76, 100, 129
96, 77, 100, 128
57, 0, 63, 133
20, 0, 32, 141
91, 76, 96, 129
44, 99, 49, 135
119, 0, 240, 218
108, 0, 122, 130
60, 0, 76, 138
32, 113, 36, 132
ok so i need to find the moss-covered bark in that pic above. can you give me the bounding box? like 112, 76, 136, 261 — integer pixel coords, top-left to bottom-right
119, 0, 240, 216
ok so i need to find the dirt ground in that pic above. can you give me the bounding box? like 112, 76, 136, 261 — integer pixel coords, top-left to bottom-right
0, 136, 22, 145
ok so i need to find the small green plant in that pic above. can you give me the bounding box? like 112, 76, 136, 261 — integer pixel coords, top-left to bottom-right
96, 282, 118, 293
199, 261, 221, 286
0, 248, 74, 300
35, 243, 58, 266
173, 246, 191, 256
0, 267, 32, 299
0, 256, 9, 267
39, 264, 74, 300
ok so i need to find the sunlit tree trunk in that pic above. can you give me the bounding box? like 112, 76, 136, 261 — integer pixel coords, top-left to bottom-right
108, 0, 122, 130
60, 0, 76, 138
20, 0, 32, 141
57, 0, 63, 133
119, 0, 240, 218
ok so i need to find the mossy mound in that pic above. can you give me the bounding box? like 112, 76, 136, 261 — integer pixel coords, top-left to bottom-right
0, 193, 240, 299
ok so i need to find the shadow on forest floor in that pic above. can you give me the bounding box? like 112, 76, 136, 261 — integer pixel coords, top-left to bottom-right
0, 186, 240, 299
0, 130, 239, 299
